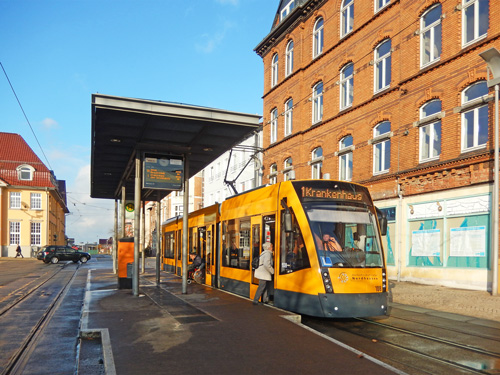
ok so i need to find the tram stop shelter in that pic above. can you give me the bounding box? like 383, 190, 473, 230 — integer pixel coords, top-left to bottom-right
90, 94, 261, 296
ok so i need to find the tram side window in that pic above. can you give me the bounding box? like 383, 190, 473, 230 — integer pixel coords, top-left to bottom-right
164, 232, 175, 259
280, 208, 310, 274
223, 218, 251, 270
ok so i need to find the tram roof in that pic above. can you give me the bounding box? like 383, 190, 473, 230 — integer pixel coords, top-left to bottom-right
91, 94, 262, 201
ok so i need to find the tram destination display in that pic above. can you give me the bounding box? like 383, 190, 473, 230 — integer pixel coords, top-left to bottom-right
143, 154, 183, 191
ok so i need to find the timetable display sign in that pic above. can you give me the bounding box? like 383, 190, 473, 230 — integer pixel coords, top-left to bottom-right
143, 155, 183, 190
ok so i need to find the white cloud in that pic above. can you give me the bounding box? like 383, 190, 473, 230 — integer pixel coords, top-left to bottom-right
195, 21, 235, 54
66, 164, 115, 243
41, 117, 58, 129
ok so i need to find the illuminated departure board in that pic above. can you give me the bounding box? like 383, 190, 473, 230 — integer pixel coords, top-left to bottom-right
143, 155, 183, 190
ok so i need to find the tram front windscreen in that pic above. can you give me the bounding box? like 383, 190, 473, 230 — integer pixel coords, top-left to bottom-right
304, 202, 384, 268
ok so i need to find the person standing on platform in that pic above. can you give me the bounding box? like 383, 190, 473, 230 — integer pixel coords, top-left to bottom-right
15, 244, 23, 258
253, 242, 274, 305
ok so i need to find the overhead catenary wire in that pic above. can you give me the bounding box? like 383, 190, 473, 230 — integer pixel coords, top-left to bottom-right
0, 61, 53, 171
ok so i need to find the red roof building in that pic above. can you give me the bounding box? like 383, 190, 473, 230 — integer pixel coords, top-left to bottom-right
0, 132, 69, 257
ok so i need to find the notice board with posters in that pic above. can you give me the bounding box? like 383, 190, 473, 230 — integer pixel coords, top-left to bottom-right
143, 153, 183, 191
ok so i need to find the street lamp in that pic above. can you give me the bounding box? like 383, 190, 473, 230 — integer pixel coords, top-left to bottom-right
479, 47, 500, 296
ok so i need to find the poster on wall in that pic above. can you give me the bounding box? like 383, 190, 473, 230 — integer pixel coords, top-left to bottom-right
411, 229, 441, 256
450, 226, 486, 257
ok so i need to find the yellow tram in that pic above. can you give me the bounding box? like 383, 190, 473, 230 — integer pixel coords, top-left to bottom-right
162, 180, 388, 318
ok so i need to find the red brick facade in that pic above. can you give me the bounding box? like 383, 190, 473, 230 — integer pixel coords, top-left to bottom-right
256, 0, 498, 200
256, 0, 499, 291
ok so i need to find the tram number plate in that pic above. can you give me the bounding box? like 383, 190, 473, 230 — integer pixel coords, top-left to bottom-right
375, 286, 382, 292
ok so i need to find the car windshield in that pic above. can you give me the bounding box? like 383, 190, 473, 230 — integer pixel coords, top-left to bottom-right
304, 203, 384, 268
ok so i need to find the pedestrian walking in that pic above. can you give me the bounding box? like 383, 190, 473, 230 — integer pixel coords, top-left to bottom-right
253, 242, 274, 305
15, 244, 24, 258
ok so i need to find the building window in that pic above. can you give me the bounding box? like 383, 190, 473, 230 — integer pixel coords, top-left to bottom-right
311, 147, 323, 179
285, 40, 294, 77
174, 205, 183, 216
270, 108, 278, 144
269, 163, 278, 184
31, 193, 42, 210
462, 0, 489, 47
339, 136, 353, 181
340, 63, 354, 110
313, 17, 324, 58
31, 222, 41, 246
421, 4, 442, 68
10, 192, 21, 209
373, 121, 391, 174
284, 158, 294, 181
10, 221, 20, 245
461, 81, 488, 152
17, 165, 34, 181
280, 0, 295, 21
374, 39, 391, 93
312, 81, 323, 124
341, 0, 354, 38
284, 99, 293, 136
375, 0, 390, 12
271, 53, 279, 87
419, 100, 442, 162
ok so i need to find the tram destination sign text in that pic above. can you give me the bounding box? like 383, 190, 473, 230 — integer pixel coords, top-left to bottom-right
143, 155, 183, 191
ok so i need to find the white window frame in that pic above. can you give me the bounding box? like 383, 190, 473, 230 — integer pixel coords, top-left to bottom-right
31, 222, 41, 246
313, 17, 324, 58
312, 82, 324, 124
10, 221, 21, 246
375, 0, 390, 13
10, 192, 21, 209
420, 4, 442, 68
269, 164, 278, 185
461, 81, 489, 152
30, 193, 42, 210
311, 148, 323, 179
418, 100, 442, 162
462, 0, 489, 47
340, 63, 354, 110
17, 164, 34, 181
339, 136, 353, 181
270, 108, 278, 144
283, 158, 294, 181
280, 0, 295, 21
271, 53, 279, 87
374, 39, 391, 93
284, 99, 293, 136
174, 205, 183, 216
341, 0, 354, 38
372, 122, 391, 175
285, 40, 294, 77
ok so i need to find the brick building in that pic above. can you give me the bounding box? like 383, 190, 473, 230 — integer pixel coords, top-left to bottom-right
0, 132, 69, 257
255, 0, 499, 291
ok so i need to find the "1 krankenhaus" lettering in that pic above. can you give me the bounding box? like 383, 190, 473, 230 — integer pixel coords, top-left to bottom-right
301, 187, 363, 201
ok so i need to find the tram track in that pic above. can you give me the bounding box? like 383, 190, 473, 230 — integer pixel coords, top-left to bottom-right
0, 263, 81, 375
302, 308, 500, 375
0, 265, 66, 317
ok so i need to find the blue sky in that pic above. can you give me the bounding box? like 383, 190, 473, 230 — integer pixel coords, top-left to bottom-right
0, 0, 277, 243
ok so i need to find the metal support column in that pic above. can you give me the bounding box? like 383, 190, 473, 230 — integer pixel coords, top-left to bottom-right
156, 201, 161, 286
113, 199, 118, 274
182, 156, 190, 294
121, 186, 126, 238
133, 155, 141, 296
141, 202, 145, 273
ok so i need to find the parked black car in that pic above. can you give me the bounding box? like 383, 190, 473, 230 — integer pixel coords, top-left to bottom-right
36, 245, 91, 264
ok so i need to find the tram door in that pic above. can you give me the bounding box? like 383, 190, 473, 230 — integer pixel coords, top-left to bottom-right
198, 227, 207, 284
205, 225, 214, 287
251, 216, 261, 286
